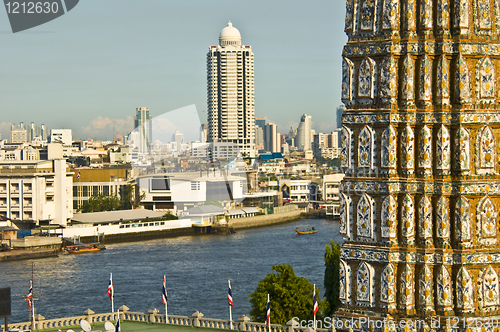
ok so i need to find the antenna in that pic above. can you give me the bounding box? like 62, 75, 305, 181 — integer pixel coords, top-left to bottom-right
80, 320, 91, 332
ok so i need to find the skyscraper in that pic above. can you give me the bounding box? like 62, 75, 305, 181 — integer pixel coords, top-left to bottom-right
11, 123, 27, 143
337, 0, 500, 327
296, 114, 311, 151
134, 107, 152, 154
207, 22, 255, 157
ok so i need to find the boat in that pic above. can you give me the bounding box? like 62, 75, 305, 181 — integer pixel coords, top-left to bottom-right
295, 226, 318, 235
63, 242, 105, 253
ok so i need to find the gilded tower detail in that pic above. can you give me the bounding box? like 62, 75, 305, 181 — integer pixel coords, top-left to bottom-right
337, 0, 500, 330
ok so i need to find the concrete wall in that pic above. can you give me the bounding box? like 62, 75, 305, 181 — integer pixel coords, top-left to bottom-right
228, 209, 301, 229
11, 236, 62, 249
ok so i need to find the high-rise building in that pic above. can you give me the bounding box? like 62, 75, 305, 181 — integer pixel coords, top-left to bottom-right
264, 123, 279, 153
336, 0, 500, 327
134, 107, 152, 154
11, 123, 27, 143
296, 114, 311, 151
207, 22, 255, 157
40, 124, 48, 141
336, 104, 346, 129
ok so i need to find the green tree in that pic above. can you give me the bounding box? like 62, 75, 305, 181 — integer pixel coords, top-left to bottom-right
79, 193, 122, 213
323, 240, 341, 317
121, 184, 144, 209
248, 264, 323, 325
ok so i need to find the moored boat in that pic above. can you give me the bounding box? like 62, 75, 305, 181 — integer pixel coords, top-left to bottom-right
295, 226, 318, 235
63, 242, 105, 253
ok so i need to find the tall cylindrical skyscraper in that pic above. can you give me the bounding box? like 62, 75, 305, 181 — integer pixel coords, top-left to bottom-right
207, 22, 255, 157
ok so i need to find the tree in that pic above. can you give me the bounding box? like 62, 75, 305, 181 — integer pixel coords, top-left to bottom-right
79, 193, 122, 213
248, 264, 323, 325
323, 240, 341, 317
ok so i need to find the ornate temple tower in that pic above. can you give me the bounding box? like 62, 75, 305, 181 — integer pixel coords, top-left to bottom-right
337, 0, 500, 330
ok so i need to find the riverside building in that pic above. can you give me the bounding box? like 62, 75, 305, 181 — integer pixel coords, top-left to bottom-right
207, 22, 256, 158
337, 0, 500, 329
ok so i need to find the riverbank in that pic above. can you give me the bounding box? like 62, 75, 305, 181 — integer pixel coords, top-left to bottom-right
0, 248, 59, 262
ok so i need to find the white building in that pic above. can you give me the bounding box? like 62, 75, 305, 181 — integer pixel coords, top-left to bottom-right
50, 129, 73, 146
136, 171, 246, 212
207, 22, 255, 157
296, 114, 312, 151
11, 123, 27, 144
0, 160, 73, 227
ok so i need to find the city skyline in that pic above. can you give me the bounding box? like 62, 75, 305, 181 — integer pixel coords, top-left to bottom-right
0, 0, 346, 141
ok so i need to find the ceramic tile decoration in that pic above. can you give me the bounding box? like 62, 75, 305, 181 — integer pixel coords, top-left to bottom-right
356, 262, 374, 305
357, 193, 375, 238
436, 125, 451, 171
456, 267, 474, 311
482, 265, 499, 307
380, 264, 396, 305
337, 0, 500, 328
361, 0, 377, 31
455, 196, 472, 242
418, 196, 433, 244
419, 265, 434, 312
358, 126, 374, 167
436, 0, 449, 29
381, 125, 397, 169
436, 55, 450, 103
358, 58, 376, 99
419, 55, 432, 101
381, 195, 397, 239
477, 0, 491, 30
382, 0, 399, 30
418, 125, 432, 169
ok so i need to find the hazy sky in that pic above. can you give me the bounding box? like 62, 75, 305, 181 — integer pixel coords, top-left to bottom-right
0, 0, 347, 141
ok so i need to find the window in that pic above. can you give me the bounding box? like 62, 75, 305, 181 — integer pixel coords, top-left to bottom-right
151, 178, 170, 191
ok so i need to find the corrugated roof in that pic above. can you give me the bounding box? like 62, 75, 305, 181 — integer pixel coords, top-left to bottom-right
241, 207, 259, 214
228, 209, 244, 215
72, 210, 165, 224
182, 205, 226, 215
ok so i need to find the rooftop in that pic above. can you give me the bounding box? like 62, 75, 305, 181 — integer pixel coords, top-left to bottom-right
72, 209, 165, 224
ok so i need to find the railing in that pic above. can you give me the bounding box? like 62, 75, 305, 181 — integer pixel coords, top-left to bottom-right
3, 307, 333, 332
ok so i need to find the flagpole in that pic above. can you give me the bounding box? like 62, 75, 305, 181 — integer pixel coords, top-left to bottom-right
165, 275, 168, 324
267, 294, 270, 332
228, 280, 232, 330
111, 273, 114, 314
31, 263, 35, 332
313, 284, 316, 330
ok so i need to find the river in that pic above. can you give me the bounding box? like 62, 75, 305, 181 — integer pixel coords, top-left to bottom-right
1, 218, 343, 324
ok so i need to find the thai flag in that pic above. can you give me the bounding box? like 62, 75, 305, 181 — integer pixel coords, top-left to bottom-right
107, 273, 114, 300
313, 285, 318, 316
76, 171, 80, 179
115, 311, 120, 332
162, 276, 167, 305
265, 294, 270, 327
26, 280, 33, 309
228, 280, 233, 308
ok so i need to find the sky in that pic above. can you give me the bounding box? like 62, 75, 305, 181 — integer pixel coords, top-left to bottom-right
0, 0, 347, 141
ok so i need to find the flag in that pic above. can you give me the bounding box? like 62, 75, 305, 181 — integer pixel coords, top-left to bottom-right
265, 294, 270, 327
107, 273, 114, 300
76, 171, 80, 179
228, 280, 233, 308
115, 311, 120, 332
162, 276, 167, 305
26, 280, 33, 309
313, 285, 318, 316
